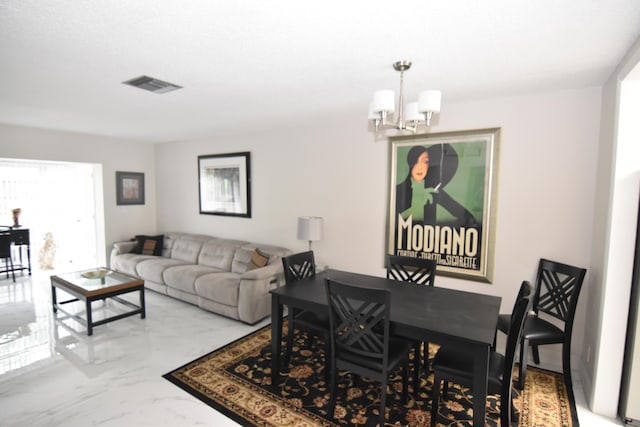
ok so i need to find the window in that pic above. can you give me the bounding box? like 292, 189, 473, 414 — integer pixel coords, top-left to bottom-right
0, 158, 104, 271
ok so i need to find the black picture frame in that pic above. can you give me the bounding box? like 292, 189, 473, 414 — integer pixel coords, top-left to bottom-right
198, 152, 251, 218
116, 171, 145, 205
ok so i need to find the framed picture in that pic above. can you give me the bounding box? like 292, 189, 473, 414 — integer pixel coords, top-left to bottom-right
198, 152, 251, 218
387, 128, 500, 283
116, 171, 145, 205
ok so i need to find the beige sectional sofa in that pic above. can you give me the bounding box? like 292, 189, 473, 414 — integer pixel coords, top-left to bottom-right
109, 232, 291, 324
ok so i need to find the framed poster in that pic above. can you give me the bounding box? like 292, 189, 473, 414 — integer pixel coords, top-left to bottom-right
387, 128, 500, 283
116, 171, 145, 205
198, 152, 251, 218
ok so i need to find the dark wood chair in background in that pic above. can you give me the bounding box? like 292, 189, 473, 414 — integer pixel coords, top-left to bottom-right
431, 281, 532, 427
386, 254, 436, 372
387, 255, 436, 286
281, 251, 331, 376
0, 230, 16, 282
325, 278, 411, 427
492, 277, 535, 349
496, 258, 587, 393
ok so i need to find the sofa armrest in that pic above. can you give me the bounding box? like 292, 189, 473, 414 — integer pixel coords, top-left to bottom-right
237, 276, 280, 324
113, 240, 137, 255
240, 261, 282, 280
237, 259, 285, 324
109, 241, 137, 269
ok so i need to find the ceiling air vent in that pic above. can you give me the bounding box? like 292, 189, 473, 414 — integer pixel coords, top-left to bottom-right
123, 75, 182, 94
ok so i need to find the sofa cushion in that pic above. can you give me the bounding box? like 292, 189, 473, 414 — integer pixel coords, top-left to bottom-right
194, 272, 242, 306
197, 239, 243, 270
232, 247, 258, 273
160, 232, 185, 257
113, 253, 155, 276
170, 238, 204, 263
135, 257, 188, 284
163, 264, 223, 294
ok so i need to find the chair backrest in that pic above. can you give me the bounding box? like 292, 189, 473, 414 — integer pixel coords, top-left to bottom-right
513, 277, 532, 307
501, 281, 533, 403
282, 251, 316, 284
386, 254, 436, 286
533, 258, 587, 329
0, 232, 12, 258
325, 279, 391, 365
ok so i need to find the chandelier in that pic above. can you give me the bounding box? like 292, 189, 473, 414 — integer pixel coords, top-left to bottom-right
368, 60, 441, 134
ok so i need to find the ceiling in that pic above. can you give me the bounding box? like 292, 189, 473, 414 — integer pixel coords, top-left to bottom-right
1, 0, 640, 144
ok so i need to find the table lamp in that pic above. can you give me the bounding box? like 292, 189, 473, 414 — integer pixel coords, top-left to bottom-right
297, 216, 323, 251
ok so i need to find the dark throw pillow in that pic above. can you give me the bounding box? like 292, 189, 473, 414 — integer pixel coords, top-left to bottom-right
132, 234, 164, 256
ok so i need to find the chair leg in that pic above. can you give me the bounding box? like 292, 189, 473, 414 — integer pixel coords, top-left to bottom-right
561, 339, 576, 416
430, 374, 441, 427
518, 337, 529, 389
500, 384, 513, 427
423, 341, 430, 367
284, 314, 295, 365
413, 343, 421, 390
323, 340, 331, 384
413, 355, 420, 393
531, 344, 540, 364
328, 365, 337, 419
379, 376, 388, 427
402, 360, 408, 404
3, 258, 15, 282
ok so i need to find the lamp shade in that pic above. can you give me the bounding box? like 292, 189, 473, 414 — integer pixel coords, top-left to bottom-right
405, 101, 423, 122
373, 90, 395, 113
368, 102, 380, 120
418, 90, 442, 113
297, 216, 323, 242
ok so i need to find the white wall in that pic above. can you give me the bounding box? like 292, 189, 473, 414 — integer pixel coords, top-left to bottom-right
585, 35, 640, 417
156, 87, 601, 364
0, 86, 605, 407
0, 123, 158, 261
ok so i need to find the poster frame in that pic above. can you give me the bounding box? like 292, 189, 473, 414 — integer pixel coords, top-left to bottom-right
387, 128, 500, 283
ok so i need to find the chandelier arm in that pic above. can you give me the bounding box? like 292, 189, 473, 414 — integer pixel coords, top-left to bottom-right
424, 111, 434, 126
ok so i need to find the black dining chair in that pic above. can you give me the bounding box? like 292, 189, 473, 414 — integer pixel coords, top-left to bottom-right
430, 281, 532, 427
387, 255, 436, 286
325, 278, 411, 427
492, 277, 534, 350
386, 254, 436, 372
281, 251, 331, 375
0, 231, 16, 282
496, 258, 587, 391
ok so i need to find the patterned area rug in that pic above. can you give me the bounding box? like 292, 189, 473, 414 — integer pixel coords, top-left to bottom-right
163, 322, 574, 426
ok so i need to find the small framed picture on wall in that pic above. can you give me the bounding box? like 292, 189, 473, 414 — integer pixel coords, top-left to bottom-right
116, 171, 145, 205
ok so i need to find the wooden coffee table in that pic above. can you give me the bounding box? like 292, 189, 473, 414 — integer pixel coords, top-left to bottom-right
51, 268, 145, 336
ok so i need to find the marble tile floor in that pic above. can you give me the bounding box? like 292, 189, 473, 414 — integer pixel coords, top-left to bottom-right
0, 271, 623, 427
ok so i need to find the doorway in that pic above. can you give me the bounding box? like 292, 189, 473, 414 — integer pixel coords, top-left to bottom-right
0, 158, 105, 272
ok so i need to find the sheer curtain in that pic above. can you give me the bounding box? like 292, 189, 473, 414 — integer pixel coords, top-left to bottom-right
0, 158, 101, 272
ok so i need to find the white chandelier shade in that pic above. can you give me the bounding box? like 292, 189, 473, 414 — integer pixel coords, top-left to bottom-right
369, 61, 441, 134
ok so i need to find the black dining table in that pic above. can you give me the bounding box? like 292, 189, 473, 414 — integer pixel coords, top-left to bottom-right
270, 269, 501, 427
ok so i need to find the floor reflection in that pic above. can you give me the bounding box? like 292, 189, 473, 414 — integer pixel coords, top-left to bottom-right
0, 277, 53, 377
